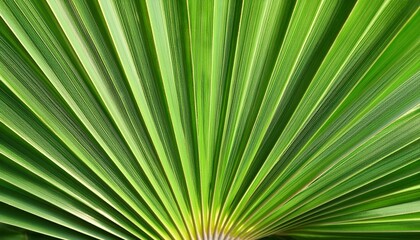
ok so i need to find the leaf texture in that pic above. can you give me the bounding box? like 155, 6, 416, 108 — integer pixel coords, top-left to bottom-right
0, 0, 419, 239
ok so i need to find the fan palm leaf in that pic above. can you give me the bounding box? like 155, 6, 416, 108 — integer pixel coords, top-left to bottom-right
0, 0, 419, 239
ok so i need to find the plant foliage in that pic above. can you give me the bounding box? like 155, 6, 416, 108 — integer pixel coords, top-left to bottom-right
1, 0, 419, 239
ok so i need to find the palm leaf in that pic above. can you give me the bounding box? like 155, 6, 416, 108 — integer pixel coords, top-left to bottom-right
0, 0, 419, 239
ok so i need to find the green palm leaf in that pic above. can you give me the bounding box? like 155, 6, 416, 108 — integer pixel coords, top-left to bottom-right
0, 0, 419, 239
